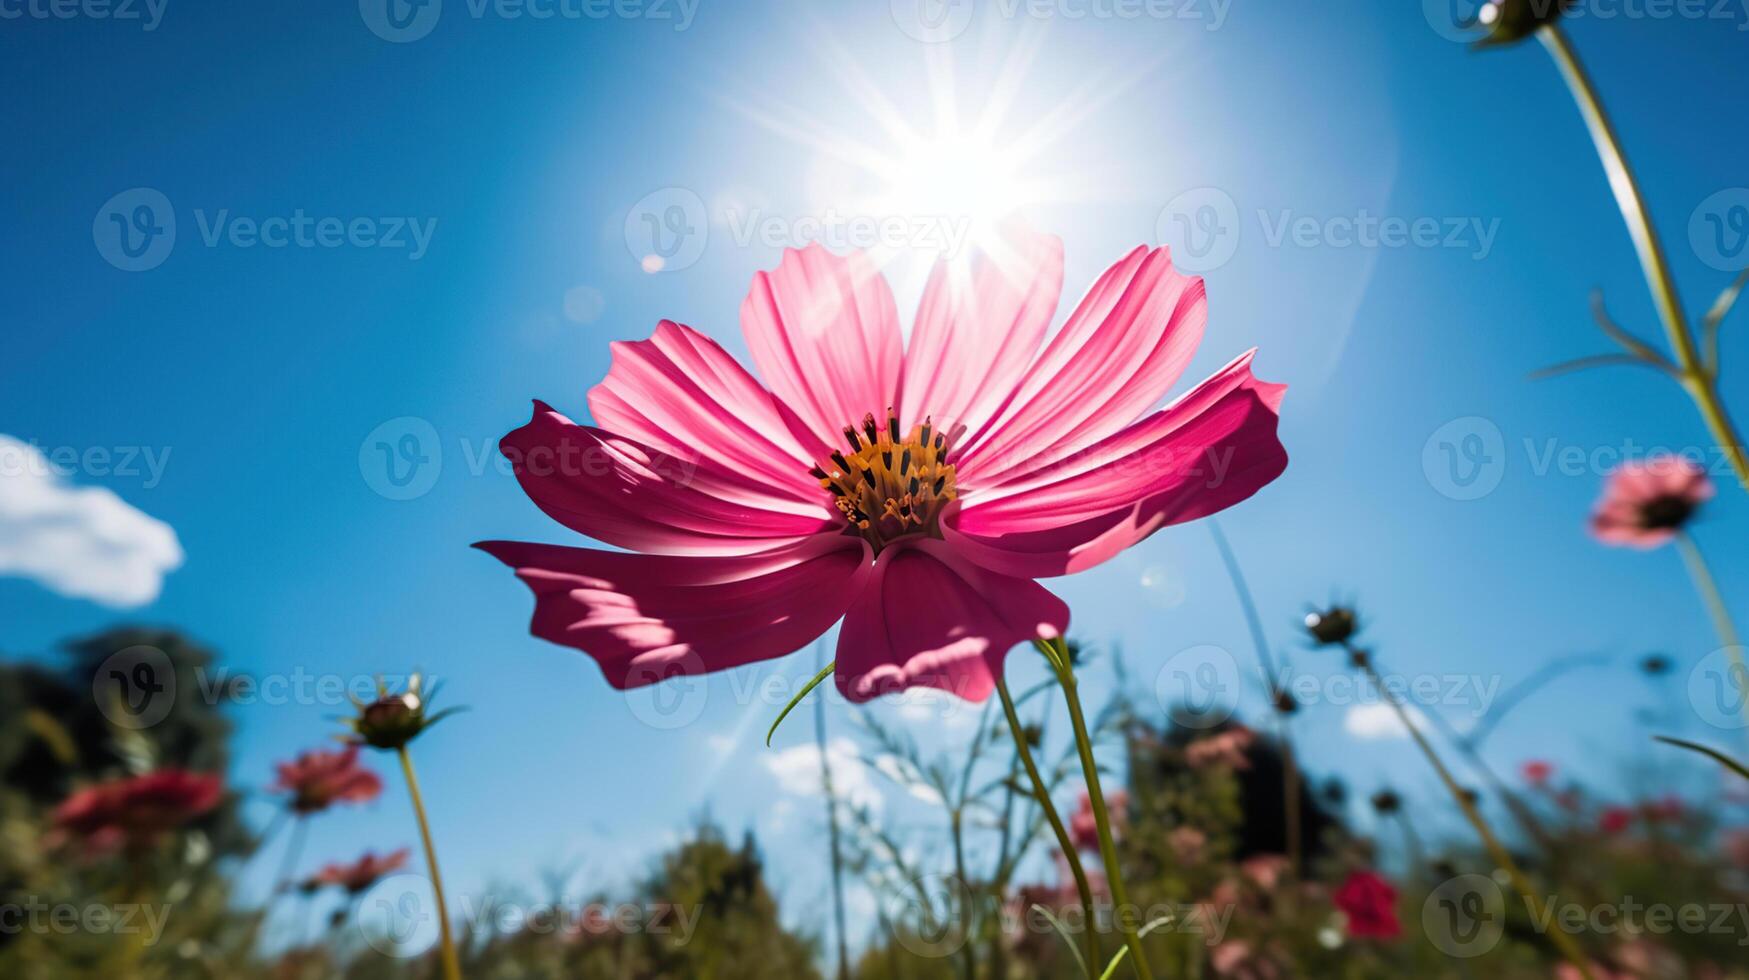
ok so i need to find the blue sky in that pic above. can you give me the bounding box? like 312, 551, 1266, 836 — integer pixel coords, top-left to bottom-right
4, 0, 1749, 955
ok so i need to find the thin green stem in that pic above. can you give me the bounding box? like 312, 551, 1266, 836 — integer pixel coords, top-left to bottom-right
273, 814, 308, 898
1353, 653, 1595, 980
1538, 24, 1749, 490
399, 747, 462, 980
997, 676, 1099, 977
1676, 530, 1749, 740
1038, 638, 1155, 980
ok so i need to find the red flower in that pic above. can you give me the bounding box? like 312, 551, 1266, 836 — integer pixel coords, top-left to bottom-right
1590, 455, 1713, 548
314, 848, 410, 894
1598, 805, 1635, 834
273, 746, 382, 815
1333, 870, 1400, 940
1521, 760, 1553, 786
54, 769, 223, 851
1642, 795, 1684, 823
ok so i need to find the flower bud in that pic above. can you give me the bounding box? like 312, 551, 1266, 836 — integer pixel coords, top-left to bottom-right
1370, 789, 1401, 814
1303, 606, 1358, 647
344, 673, 459, 751
1471, 0, 1573, 49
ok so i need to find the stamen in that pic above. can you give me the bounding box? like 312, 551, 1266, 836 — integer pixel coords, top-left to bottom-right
812, 410, 960, 554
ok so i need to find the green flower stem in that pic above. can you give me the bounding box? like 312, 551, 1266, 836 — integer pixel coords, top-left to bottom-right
273, 814, 308, 897
1352, 653, 1595, 980
1675, 530, 1749, 739
1036, 637, 1155, 980
399, 746, 462, 980
1538, 23, 1749, 491
997, 675, 1099, 978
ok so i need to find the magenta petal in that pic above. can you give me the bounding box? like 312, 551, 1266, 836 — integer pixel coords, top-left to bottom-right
475, 536, 872, 688
741, 244, 903, 448
897, 226, 1063, 441
588, 320, 830, 504
957, 246, 1206, 487
947, 353, 1287, 578
834, 540, 1069, 704
501, 402, 835, 556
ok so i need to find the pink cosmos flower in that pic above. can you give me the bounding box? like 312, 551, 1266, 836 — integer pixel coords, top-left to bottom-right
1589, 455, 1713, 548
53, 769, 223, 852
1598, 805, 1634, 835
477, 231, 1287, 702
273, 746, 383, 815
313, 848, 411, 894
1521, 759, 1553, 787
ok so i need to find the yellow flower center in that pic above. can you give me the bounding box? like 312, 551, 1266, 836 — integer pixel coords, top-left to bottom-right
810, 409, 959, 553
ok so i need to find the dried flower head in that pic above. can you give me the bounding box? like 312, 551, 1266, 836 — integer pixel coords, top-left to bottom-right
1471, 0, 1574, 48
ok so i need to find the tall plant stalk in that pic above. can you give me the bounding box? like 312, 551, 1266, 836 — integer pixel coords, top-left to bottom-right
813, 645, 852, 980
1675, 530, 1749, 740
1537, 23, 1749, 489
1347, 645, 1595, 980
997, 676, 1100, 977
399, 747, 462, 980
1035, 637, 1155, 980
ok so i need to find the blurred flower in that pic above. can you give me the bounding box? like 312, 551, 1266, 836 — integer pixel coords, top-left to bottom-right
313, 848, 411, 895
1210, 940, 1283, 979
1169, 826, 1208, 863
1599, 806, 1635, 835
344, 673, 459, 751
273, 745, 382, 815
1270, 687, 1299, 716
1240, 854, 1290, 892
1069, 788, 1129, 852
1471, 0, 1573, 48
1186, 726, 1256, 770
1722, 828, 1749, 868
54, 769, 222, 852
1642, 795, 1685, 824
1369, 789, 1401, 814
1303, 605, 1358, 647
1590, 456, 1713, 548
477, 231, 1288, 703
1333, 870, 1401, 940
1521, 760, 1553, 787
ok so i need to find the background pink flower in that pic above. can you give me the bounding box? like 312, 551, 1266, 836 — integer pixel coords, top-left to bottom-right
314, 848, 410, 894
54, 769, 222, 852
1589, 456, 1713, 548
273, 746, 383, 815
479, 230, 1287, 703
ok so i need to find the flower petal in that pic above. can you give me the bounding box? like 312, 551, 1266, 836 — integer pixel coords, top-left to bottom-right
956, 246, 1206, 487
588, 320, 830, 504
741, 244, 903, 449
946, 353, 1287, 578
475, 536, 871, 688
500, 402, 835, 556
834, 540, 1069, 704
897, 226, 1064, 441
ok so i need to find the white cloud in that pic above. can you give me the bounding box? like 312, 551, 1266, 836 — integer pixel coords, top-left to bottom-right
0, 436, 183, 607
1344, 702, 1427, 741
762, 737, 882, 812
